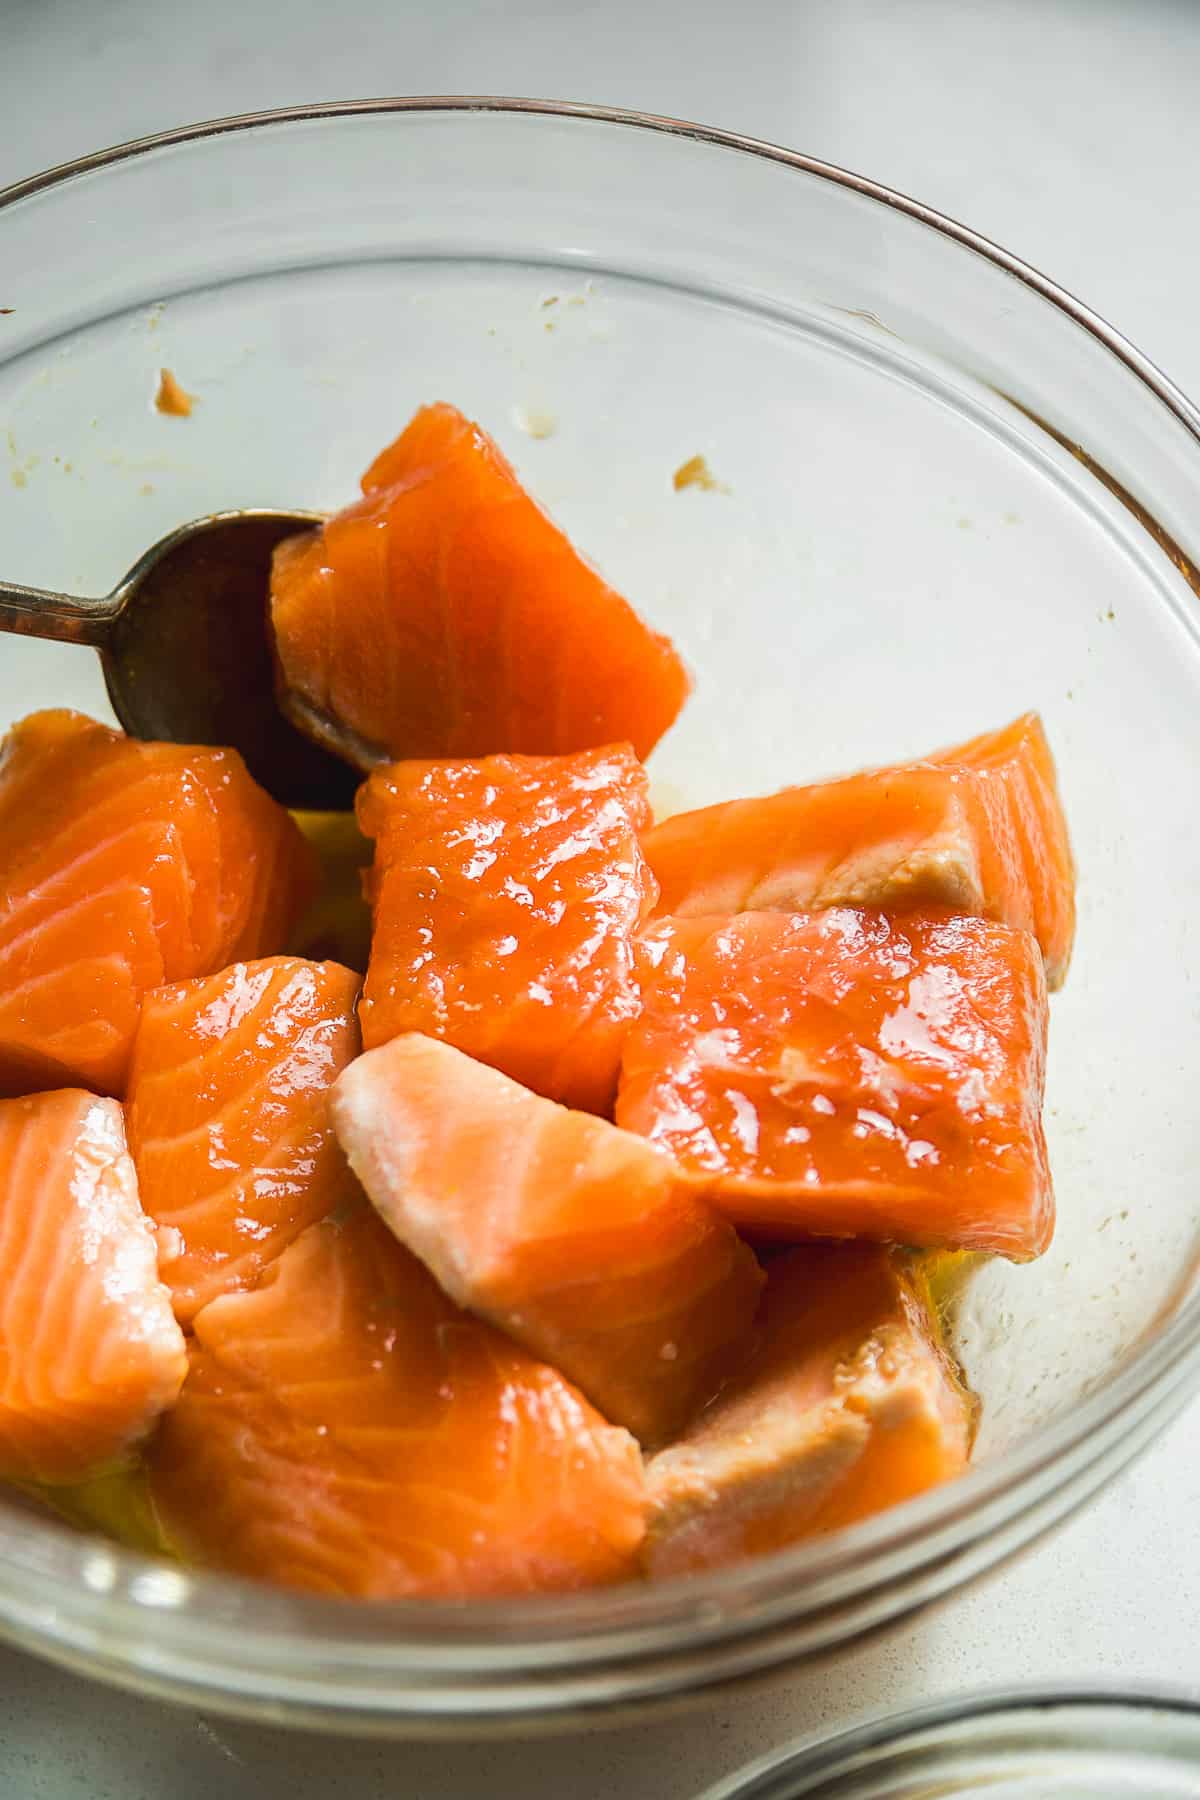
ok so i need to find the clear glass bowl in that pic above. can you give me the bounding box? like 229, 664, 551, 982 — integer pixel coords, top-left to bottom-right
701, 1688, 1200, 1797
1, 98, 1199, 1733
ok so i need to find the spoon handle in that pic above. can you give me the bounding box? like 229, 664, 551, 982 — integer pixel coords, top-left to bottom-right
0, 581, 119, 648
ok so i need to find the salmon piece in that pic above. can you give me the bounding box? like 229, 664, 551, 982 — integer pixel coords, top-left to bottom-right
643, 1244, 975, 1576
0, 711, 317, 1096
126, 958, 363, 1325
0, 1090, 186, 1484
269, 402, 691, 767
333, 1034, 763, 1446
0, 886, 161, 1097
148, 1207, 645, 1598
357, 744, 656, 1112
617, 908, 1053, 1258
643, 712, 1075, 988
929, 713, 1075, 990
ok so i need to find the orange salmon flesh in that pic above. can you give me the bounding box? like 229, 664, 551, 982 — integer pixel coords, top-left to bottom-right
643, 712, 1074, 989
618, 907, 1053, 1258
357, 743, 656, 1113
643, 1243, 975, 1576
149, 1207, 646, 1598
0, 711, 315, 1097
126, 957, 364, 1325
0, 1089, 186, 1485
333, 1033, 763, 1447
270, 402, 691, 768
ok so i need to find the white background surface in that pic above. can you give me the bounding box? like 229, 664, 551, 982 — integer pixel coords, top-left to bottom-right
1, 2, 1199, 1794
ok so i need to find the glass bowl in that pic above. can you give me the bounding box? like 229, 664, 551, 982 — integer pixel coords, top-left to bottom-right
700, 1687, 1200, 1798
1, 97, 1199, 1734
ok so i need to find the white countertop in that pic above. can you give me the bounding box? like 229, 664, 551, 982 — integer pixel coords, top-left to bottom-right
2, 3, 1198, 1793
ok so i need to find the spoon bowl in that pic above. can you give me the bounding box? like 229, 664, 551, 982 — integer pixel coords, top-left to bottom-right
0, 509, 359, 811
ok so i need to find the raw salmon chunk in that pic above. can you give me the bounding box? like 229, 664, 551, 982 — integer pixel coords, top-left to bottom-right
930, 712, 1075, 989
643, 1244, 974, 1576
357, 744, 656, 1112
643, 712, 1075, 988
0, 710, 316, 1096
148, 1207, 645, 1598
333, 1034, 763, 1446
0, 1090, 186, 1484
126, 958, 363, 1324
269, 402, 691, 767
617, 908, 1053, 1257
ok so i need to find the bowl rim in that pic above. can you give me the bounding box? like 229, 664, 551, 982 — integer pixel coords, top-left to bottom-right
2, 92, 1200, 1711
4, 93, 1200, 446
698, 1683, 1200, 1797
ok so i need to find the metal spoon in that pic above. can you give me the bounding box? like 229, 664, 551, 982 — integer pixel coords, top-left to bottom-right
0, 509, 359, 811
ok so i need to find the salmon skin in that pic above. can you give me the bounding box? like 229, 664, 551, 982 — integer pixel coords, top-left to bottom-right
357, 744, 657, 1113
0, 1090, 186, 1485
269, 402, 691, 768
643, 712, 1075, 989
643, 1244, 975, 1576
148, 1207, 646, 1599
333, 1033, 764, 1447
0, 710, 317, 1097
126, 958, 364, 1325
617, 907, 1053, 1258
